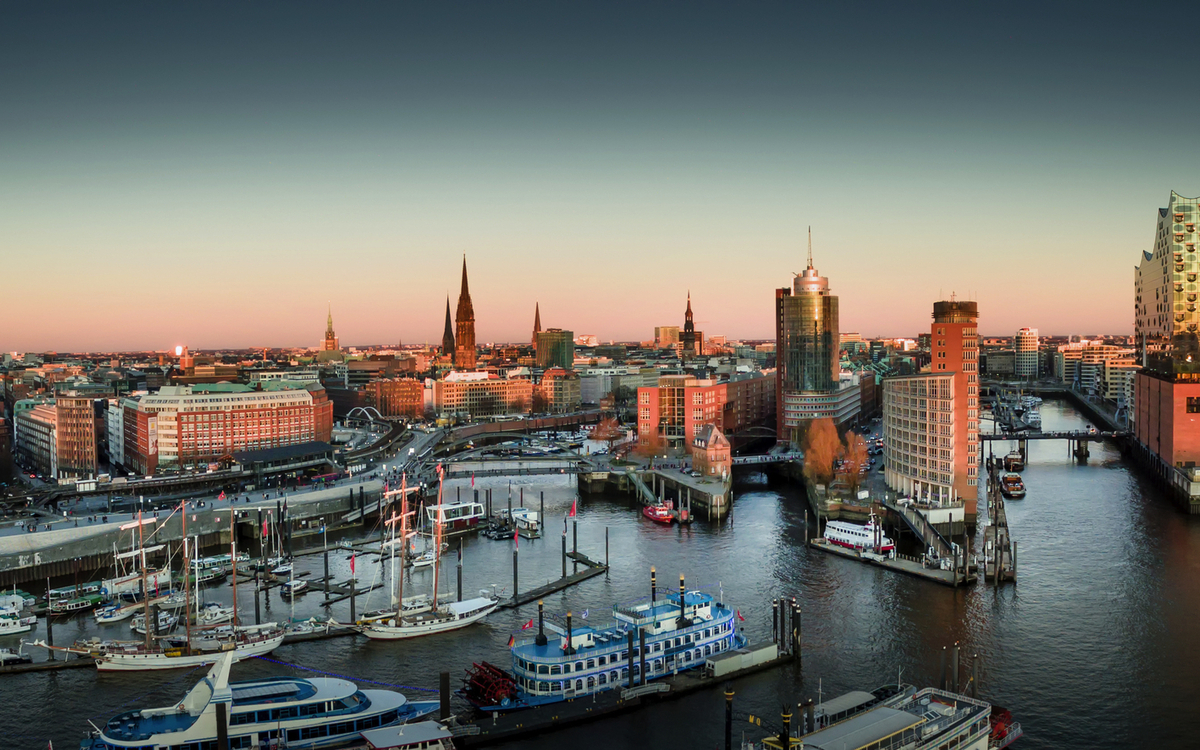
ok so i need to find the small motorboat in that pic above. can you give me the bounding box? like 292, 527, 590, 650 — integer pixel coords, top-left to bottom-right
130, 610, 179, 636
194, 603, 236, 627
410, 549, 437, 569
0, 647, 32, 666
1000, 472, 1026, 499
270, 563, 293, 578
642, 504, 675, 525
280, 580, 308, 598
1003, 451, 1024, 472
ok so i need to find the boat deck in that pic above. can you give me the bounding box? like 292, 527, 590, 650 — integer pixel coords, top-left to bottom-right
808, 540, 975, 586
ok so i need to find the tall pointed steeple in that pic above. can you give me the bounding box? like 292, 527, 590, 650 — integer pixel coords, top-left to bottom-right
326, 303, 334, 335
532, 302, 542, 350
321, 303, 339, 352
454, 254, 477, 369
442, 296, 456, 356
682, 291, 696, 357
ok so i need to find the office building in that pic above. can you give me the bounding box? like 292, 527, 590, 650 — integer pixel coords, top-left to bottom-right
536, 329, 574, 370
367, 378, 425, 419
14, 403, 57, 479
55, 391, 97, 479
654, 326, 680, 349
1015, 328, 1039, 379
124, 382, 333, 474
433, 372, 533, 418
539, 368, 581, 413
637, 371, 775, 450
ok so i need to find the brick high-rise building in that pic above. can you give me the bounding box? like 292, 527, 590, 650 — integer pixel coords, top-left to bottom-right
455, 256, 477, 370
55, 391, 97, 479
368, 378, 425, 419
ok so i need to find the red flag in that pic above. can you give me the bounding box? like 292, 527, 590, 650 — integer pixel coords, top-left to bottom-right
521, 618, 534, 630
471, 473, 475, 488
736, 609, 746, 622
350, 553, 356, 574
569, 499, 577, 518
514, 525, 519, 550
262, 519, 269, 538
218, 491, 225, 501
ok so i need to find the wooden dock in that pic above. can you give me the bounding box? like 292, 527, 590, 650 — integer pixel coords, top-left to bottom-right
808, 539, 976, 586
501, 566, 607, 609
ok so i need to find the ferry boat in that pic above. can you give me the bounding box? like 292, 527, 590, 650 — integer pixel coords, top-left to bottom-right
822, 512, 895, 554
50, 592, 106, 615
461, 573, 744, 711
1003, 451, 1024, 472
46, 582, 102, 605
1023, 408, 1042, 428
81, 652, 439, 750
509, 508, 542, 538
423, 501, 485, 536
642, 503, 675, 524
1000, 472, 1026, 499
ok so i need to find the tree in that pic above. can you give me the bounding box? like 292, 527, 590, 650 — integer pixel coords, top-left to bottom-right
509, 395, 529, 413
611, 385, 635, 407
801, 417, 839, 487
531, 391, 550, 414
589, 417, 623, 452
840, 430, 869, 494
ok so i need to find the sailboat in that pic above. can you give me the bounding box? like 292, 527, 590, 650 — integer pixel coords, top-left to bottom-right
90, 505, 283, 671
362, 469, 498, 640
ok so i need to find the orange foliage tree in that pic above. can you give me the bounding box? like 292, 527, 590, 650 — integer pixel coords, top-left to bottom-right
589, 417, 623, 452
801, 417, 839, 486
840, 430, 869, 494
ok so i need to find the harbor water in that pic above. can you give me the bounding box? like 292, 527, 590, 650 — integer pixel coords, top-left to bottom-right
2, 401, 1197, 749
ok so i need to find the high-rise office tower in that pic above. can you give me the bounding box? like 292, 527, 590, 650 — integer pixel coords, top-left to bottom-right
1015, 328, 1039, 379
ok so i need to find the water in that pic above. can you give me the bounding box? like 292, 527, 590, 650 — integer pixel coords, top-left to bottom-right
4, 401, 1198, 749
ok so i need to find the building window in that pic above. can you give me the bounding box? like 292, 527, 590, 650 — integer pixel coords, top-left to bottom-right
1188, 397, 1200, 413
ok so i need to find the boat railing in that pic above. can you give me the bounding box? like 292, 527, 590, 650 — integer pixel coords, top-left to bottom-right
514, 615, 733, 668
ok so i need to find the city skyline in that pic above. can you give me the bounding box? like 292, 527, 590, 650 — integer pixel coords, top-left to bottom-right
4, 2, 1194, 351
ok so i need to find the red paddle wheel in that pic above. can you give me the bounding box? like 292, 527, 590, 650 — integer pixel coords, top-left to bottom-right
462, 661, 518, 707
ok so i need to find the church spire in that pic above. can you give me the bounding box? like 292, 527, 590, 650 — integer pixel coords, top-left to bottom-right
326, 302, 334, 335
460, 253, 470, 298
454, 255, 477, 369
532, 302, 542, 349
442, 295, 455, 356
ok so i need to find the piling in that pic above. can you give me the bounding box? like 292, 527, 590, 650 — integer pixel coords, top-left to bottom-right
780, 708, 792, 749
564, 611, 575, 655
349, 577, 356, 624
626, 630, 635, 687
457, 546, 463, 604
971, 654, 979, 699
540, 491, 544, 523
805, 699, 814, 735
254, 581, 261, 625
724, 689, 734, 750
794, 602, 802, 665
216, 703, 230, 750
939, 646, 947, 690
46, 609, 54, 660
520, 487, 524, 507
536, 600, 548, 646
638, 627, 647, 685
323, 546, 330, 599
457, 486, 461, 502
572, 520, 578, 573
440, 672, 451, 720
951, 642, 960, 693
772, 598, 779, 644
651, 567, 657, 603
605, 527, 609, 571
150, 603, 159, 639
512, 550, 519, 606
561, 533, 567, 578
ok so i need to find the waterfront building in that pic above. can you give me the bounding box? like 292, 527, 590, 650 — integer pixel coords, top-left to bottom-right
433, 372, 533, 418
692, 423, 731, 477
535, 329, 574, 370
13, 403, 57, 478
539, 368, 581, 414
1015, 327, 1039, 379
882, 299, 979, 508
455, 257, 477, 370
637, 371, 775, 450
106, 397, 124, 468
124, 382, 333, 473
1133, 190, 1200, 511
984, 350, 1016, 377
367, 378, 425, 419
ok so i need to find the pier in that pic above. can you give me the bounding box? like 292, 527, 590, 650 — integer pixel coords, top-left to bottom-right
500, 529, 609, 609
807, 538, 976, 587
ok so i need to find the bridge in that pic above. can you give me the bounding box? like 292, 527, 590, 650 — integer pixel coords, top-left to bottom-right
979, 430, 1128, 441
731, 451, 803, 466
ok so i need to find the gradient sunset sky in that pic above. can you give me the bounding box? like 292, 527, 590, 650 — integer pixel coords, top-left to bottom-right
2, 1, 1195, 352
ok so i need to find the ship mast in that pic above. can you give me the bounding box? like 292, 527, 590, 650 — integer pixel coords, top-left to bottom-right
396, 473, 409, 623
230, 510, 238, 627
432, 465, 444, 609
139, 510, 150, 649
182, 502, 191, 651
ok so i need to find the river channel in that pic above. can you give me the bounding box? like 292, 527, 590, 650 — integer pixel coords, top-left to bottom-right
1, 400, 1196, 749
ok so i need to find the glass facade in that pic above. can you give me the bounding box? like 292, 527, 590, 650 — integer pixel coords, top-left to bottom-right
1136, 191, 1200, 375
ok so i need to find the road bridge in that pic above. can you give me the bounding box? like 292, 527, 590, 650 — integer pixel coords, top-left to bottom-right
731, 451, 803, 466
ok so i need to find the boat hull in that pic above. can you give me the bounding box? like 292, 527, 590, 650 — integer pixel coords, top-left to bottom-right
641, 507, 674, 524
95, 634, 284, 671
362, 603, 497, 641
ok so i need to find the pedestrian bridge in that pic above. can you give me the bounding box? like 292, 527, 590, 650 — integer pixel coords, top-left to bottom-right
731, 451, 803, 466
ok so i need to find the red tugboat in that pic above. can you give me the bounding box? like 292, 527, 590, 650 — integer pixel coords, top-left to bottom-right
642, 502, 675, 524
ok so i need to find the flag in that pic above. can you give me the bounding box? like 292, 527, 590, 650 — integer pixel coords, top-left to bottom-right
581, 609, 588, 619
218, 491, 225, 501
521, 618, 534, 630
262, 519, 269, 538
514, 525, 519, 550
569, 499, 577, 518
471, 473, 475, 488
507, 634, 515, 647
736, 609, 745, 622
350, 553, 356, 574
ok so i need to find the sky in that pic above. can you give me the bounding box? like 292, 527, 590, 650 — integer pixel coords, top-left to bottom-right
2, 1, 1196, 352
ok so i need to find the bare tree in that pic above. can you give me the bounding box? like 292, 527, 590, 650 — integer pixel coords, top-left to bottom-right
840, 430, 869, 494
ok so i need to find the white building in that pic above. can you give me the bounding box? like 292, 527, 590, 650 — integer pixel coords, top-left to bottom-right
780, 370, 864, 431
1014, 328, 1039, 379
106, 398, 125, 469
247, 369, 321, 384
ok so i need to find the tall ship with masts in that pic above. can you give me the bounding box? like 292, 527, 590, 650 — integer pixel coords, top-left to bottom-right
361, 469, 498, 640
37, 503, 285, 671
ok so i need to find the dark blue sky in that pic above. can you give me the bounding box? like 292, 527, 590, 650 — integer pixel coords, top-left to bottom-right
2, 1, 1193, 349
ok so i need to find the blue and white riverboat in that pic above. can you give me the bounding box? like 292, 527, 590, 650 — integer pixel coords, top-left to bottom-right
462, 573, 745, 711
82, 653, 438, 749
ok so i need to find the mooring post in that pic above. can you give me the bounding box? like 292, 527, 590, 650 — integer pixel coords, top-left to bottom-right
572, 520, 578, 573
457, 543, 463, 603
940, 646, 947, 690
349, 576, 356, 624
512, 549, 519, 606
323, 546, 330, 599
540, 491, 544, 524
971, 654, 979, 699
794, 602, 802, 664
605, 526, 609, 570
440, 671, 451, 720
725, 689, 734, 750
771, 598, 779, 644
952, 641, 960, 693
254, 579, 261, 624
638, 627, 647, 685
780, 708, 792, 749
561, 532, 567, 578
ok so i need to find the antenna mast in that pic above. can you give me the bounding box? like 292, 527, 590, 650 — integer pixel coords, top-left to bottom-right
807, 226, 813, 269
